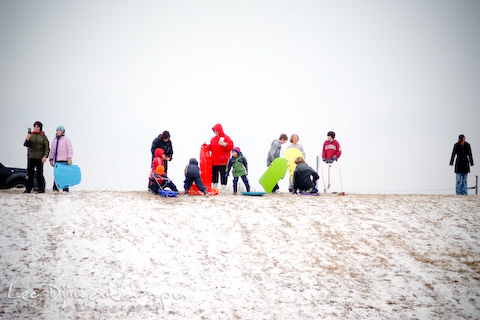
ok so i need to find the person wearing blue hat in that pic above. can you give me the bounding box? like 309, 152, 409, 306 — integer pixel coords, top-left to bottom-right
226, 147, 251, 195
49, 125, 74, 193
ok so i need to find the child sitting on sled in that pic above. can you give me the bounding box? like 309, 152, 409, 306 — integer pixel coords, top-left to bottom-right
226, 147, 251, 195
149, 165, 178, 194
291, 157, 319, 194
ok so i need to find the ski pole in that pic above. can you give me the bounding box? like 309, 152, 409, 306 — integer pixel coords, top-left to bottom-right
327, 164, 331, 189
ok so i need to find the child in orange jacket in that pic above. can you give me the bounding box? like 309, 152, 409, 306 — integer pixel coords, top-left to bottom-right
149, 165, 178, 194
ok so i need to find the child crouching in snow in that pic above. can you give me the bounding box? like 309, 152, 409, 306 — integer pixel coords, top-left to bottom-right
292, 157, 319, 194
226, 147, 250, 195
184, 158, 209, 196
149, 165, 178, 194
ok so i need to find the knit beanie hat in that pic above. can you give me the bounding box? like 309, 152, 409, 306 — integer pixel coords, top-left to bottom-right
156, 165, 165, 175
57, 126, 65, 133
233, 147, 241, 155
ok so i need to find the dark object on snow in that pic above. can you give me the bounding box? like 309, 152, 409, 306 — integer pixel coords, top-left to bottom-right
0, 162, 37, 189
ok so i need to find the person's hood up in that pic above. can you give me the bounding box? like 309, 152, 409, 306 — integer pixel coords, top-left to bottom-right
212, 123, 225, 136
154, 148, 164, 157
189, 158, 199, 166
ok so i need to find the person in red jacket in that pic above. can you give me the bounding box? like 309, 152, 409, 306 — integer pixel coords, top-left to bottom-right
322, 131, 342, 163
148, 148, 165, 191
149, 165, 178, 194
151, 148, 165, 170
209, 123, 234, 190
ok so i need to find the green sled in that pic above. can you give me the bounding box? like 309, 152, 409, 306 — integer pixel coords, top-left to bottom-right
259, 158, 288, 193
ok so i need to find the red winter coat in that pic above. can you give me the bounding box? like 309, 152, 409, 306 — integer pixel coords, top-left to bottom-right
322, 140, 342, 160
209, 123, 234, 166
152, 148, 165, 169
150, 148, 165, 180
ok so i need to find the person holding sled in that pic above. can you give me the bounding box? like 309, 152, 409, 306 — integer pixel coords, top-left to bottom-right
49, 125, 74, 193
266, 133, 288, 192
322, 131, 342, 163
226, 147, 251, 195
287, 134, 306, 158
450, 134, 474, 195
184, 158, 209, 196
208, 123, 234, 191
291, 157, 319, 194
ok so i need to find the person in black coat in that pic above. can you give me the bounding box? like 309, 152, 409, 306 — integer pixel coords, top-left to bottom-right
449, 134, 474, 195
292, 157, 319, 194
151, 131, 173, 173
184, 158, 209, 196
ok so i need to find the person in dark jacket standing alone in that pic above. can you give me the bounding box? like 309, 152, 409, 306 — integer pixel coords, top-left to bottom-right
151, 131, 173, 173
450, 134, 474, 195
23, 121, 50, 193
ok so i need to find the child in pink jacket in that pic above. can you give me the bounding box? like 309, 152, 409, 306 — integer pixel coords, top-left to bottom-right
49, 126, 73, 193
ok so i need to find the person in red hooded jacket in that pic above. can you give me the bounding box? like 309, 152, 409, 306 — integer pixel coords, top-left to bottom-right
148, 149, 178, 193
151, 148, 165, 170
148, 148, 165, 190
209, 123, 234, 189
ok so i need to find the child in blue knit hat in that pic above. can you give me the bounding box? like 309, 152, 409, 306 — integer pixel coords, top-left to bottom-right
226, 147, 250, 195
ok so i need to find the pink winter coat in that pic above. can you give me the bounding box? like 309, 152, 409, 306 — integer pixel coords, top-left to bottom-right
49, 135, 73, 162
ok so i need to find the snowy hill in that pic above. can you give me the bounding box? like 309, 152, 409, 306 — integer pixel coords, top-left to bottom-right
1, 190, 479, 319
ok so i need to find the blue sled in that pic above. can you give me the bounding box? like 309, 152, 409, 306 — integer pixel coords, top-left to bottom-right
54, 163, 81, 189
159, 190, 178, 197
241, 191, 266, 196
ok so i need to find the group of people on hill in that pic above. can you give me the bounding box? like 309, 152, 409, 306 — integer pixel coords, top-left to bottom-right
148, 124, 250, 196
148, 124, 343, 195
23, 121, 74, 194
266, 131, 342, 194
22, 121, 474, 195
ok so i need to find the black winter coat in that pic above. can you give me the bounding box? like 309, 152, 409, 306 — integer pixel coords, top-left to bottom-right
151, 137, 173, 161
450, 142, 474, 173
185, 159, 201, 178
293, 163, 319, 191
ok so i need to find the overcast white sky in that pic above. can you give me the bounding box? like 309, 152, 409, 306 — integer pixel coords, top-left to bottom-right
1, 0, 479, 194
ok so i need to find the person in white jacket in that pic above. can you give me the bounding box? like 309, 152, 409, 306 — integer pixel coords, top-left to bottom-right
49, 125, 73, 193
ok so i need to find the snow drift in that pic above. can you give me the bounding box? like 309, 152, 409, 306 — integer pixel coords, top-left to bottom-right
0, 190, 479, 319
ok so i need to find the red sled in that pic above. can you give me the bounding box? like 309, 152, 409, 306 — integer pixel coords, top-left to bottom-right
188, 143, 219, 196
187, 186, 219, 196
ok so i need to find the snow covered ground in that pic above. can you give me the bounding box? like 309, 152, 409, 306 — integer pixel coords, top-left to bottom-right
0, 190, 479, 319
